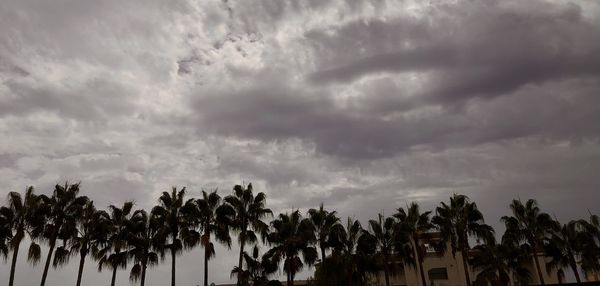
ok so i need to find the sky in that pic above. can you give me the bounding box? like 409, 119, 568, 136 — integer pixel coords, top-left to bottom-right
1, 0, 600, 285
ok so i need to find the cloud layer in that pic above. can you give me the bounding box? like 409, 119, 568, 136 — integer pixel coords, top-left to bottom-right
1, 0, 600, 285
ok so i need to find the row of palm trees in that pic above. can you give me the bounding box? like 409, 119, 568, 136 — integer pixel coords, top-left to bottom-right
1, 182, 599, 286
311, 196, 600, 286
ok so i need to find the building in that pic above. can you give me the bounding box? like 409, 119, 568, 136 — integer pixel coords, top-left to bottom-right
214, 280, 309, 286
585, 271, 600, 282
370, 232, 563, 286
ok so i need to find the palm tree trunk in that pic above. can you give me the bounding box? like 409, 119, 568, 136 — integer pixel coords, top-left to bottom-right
237, 232, 246, 286
383, 256, 391, 286
531, 242, 545, 285
568, 252, 581, 283
204, 241, 209, 286
320, 245, 326, 262
141, 259, 147, 286
171, 245, 176, 286
76, 249, 87, 286
111, 266, 117, 286
8, 241, 20, 286
461, 247, 471, 286
290, 270, 295, 286
40, 238, 56, 286
413, 235, 427, 286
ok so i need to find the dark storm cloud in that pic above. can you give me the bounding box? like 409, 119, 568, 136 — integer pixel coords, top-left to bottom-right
187, 0, 600, 160
308, 0, 600, 105
192, 73, 600, 159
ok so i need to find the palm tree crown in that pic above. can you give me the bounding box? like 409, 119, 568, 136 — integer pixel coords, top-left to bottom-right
394, 202, 432, 286
308, 203, 340, 262
579, 214, 600, 279
0, 206, 10, 258
364, 213, 412, 286
151, 187, 199, 286
432, 194, 494, 286
231, 245, 279, 286
264, 210, 318, 286
195, 189, 235, 286
4, 187, 46, 286
501, 199, 555, 285
96, 201, 136, 286
471, 238, 531, 286
38, 182, 89, 286
71, 200, 111, 286
317, 217, 376, 286
224, 183, 272, 286
545, 220, 588, 283
128, 209, 163, 286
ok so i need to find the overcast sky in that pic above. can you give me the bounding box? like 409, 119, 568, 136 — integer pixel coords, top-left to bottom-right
1, 0, 600, 285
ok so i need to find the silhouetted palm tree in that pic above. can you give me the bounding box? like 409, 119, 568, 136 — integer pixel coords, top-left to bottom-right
71, 201, 111, 286
322, 217, 375, 286
579, 214, 600, 280
394, 202, 432, 286
0, 206, 10, 258
432, 194, 494, 286
128, 209, 162, 286
194, 189, 235, 286
4, 187, 46, 286
364, 213, 412, 286
151, 187, 199, 286
264, 210, 318, 286
38, 182, 89, 286
328, 217, 362, 256
231, 245, 278, 286
545, 220, 584, 283
501, 199, 555, 285
96, 201, 136, 286
471, 239, 530, 286
308, 203, 340, 261
224, 183, 272, 286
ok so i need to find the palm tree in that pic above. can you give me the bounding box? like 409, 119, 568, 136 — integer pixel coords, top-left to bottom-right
96, 201, 136, 286
432, 194, 494, 286
501, 199, 555, 285
579, 214, 600, 280
128, 209, 162, 286
308, 203, 340, 261
263, 210, 318, 286
545, 220, 584, 283
4, 187, 46, 286
223, 183, 272, 286
38, 182, 89, 286
71, 201, 111, 286
0, 206, 10, 259
195, 189, 235, 286
151, 187, 199, 286
364, 213, 412, 286
394, 202, 432, 286
323, 217, 375, 286
329, 217, 362, 255
471, 239, 531, 286
230, 245, 278, 286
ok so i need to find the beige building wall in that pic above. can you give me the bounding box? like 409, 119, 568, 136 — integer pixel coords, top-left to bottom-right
371, 236, 563, 286
371, 250, 467, 286
585, 271, 600, 282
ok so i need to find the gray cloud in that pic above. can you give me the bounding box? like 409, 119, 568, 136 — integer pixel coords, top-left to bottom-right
308, 1, 600, 104
1, 78, 138, 120
191, 74, 600, 159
